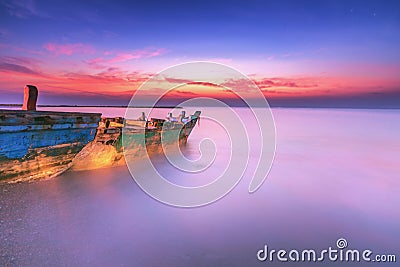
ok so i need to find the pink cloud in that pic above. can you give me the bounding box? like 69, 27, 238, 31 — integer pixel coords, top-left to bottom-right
86, 48, 167, 69
44, 43, 95, 56
254, 77, 318, 89
108, 48, 166, 63
85, 57, 106, 69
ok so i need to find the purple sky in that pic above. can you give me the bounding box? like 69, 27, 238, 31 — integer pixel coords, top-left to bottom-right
0, 0, 399, 107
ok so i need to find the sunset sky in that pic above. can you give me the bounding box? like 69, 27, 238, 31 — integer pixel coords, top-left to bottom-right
0, 0, 399, 107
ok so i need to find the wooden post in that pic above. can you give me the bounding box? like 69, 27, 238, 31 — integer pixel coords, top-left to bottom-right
180, 111, 186, 122
139, 112, 146, 121
22, 85, 38, 111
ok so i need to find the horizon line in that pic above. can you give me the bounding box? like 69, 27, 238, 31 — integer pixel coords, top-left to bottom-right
1, 104, 399, 110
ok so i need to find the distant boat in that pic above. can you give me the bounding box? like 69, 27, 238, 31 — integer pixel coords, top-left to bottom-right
0, 109, 101, 183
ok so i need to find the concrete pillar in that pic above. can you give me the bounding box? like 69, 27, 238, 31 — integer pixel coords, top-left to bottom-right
22, 85, 38, 111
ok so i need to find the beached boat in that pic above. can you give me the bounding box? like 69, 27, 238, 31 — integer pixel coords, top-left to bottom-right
0, 109, 101, 183
0, 85, 201, 182
0, 109, 201, 182
72, 111, 201, 170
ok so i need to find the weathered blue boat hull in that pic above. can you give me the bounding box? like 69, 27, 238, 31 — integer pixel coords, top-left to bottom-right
0, 110, 101, 182
71, 111, 201, 170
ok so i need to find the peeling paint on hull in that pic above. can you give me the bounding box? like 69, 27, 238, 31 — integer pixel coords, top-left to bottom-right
0, 110, 101, 183
72, 112, 201, 171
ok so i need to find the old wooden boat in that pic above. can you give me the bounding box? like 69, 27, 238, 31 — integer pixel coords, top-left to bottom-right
72, 111, 201, 170
0, 85, 201, 182
0, 109, 101, 182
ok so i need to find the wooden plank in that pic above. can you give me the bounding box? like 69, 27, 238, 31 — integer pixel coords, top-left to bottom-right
0, 128, 97, 159
0, 110, 101, 126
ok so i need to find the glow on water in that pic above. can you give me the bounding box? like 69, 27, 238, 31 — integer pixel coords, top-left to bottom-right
0, 107, 399, 266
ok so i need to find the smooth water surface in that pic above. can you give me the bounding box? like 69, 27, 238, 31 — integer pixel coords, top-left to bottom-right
1, 107, 399, 266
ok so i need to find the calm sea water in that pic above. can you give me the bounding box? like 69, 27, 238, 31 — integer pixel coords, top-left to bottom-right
0, 107, 399, 266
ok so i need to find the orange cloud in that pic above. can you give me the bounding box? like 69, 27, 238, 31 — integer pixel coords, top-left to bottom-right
1, 52, 399, 107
